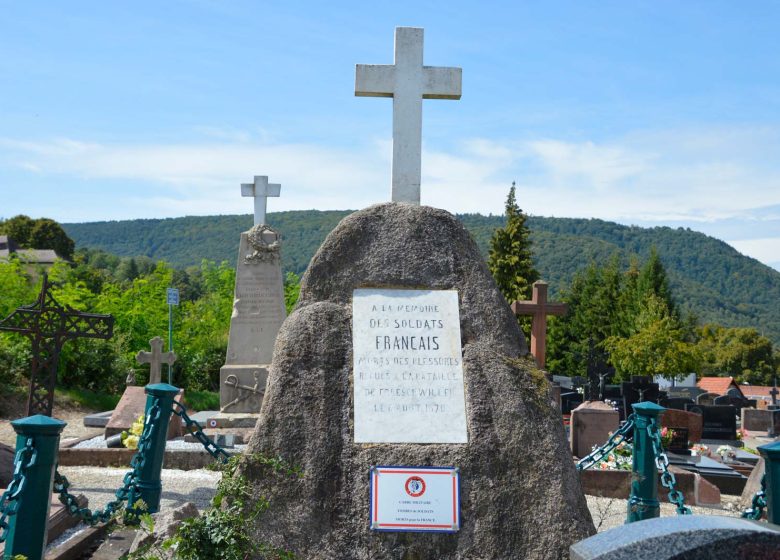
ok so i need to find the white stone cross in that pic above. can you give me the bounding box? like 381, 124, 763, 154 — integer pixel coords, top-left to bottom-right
241, 175, 281, 226
355, 27, 462, 204
136, 336, 176, 385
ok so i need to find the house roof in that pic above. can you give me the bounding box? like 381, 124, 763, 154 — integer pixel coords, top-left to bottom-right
16, 249, 59, 264
739, 385, 778, 399
697, 376, 743, 397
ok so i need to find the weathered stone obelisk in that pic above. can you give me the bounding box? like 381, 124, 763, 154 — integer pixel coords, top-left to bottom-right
215, 176, 287, 428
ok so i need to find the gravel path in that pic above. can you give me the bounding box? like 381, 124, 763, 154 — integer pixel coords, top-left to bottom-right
57, 466, 221, 513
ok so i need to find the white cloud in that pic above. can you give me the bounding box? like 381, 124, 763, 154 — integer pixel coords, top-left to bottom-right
727, 237, 780, 268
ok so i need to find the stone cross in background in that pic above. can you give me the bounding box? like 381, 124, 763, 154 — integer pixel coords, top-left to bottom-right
511, 281, 568, 369
241, 175, 281, 226
355, 27, 462, 204
136, 336, 176, 385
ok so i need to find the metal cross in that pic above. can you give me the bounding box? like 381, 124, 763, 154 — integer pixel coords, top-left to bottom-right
770, 376, 779, 407
0, 274, 114, 416
511, 281, 568, 369
136, 336, 177, 385
356, 27, 462, 204
241, 175, 281, 226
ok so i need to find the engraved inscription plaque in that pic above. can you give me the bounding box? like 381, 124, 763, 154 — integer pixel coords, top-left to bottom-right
352, 288, 467, 443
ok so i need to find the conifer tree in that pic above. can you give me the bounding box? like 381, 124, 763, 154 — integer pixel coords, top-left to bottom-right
488, 182, 539, 304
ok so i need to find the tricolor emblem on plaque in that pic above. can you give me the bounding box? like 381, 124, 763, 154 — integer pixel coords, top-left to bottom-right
369, 466, 460, 532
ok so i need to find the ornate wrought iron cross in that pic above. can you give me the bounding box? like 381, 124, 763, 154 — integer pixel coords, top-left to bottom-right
0, 274, 114, 416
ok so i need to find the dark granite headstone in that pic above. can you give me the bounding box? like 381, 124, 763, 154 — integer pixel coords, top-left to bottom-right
667, 386, 705, 400
713, 395, 730, 405
561, 391, 585, 415
687, 405, 737, 440
570, 515, 780, 560
660, 397, 694, 411
667, 427, 689, 454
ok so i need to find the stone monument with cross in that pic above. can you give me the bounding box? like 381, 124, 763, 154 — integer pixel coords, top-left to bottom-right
0, 274, 114, 416
511, 280, 568, 369
239, 28, 593, 559
356, 26, 461, 204
216, 176, 287, 427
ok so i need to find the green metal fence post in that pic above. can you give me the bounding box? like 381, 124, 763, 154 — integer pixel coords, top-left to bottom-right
5, 415, 66, 560
128, 383, 179, 515
627, 401, 665, 523
758, 439, 780, 525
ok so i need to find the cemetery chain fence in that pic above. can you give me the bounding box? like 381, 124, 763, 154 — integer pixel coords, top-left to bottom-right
0, 436, 37, 541
0, 385, 234, 560
575, 413, 636, 472
741, 473, 767, 521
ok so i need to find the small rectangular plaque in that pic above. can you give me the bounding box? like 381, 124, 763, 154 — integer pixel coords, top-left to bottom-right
352, 288, 467, 443
166, 287, 180, 306
369, 466, 460, 532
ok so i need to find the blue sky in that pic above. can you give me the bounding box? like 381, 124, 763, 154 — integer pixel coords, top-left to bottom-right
1, 1, 779, 270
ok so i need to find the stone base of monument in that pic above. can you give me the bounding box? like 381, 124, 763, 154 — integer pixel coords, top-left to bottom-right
83, 410, 113, 428
209, 412, 261, 429
570, 515, 780, 560
218, 365, 267, 414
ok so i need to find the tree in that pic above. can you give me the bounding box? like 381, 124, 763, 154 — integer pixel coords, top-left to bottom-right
605, 295, 701, 381
695, 324, 776, 385
29, 218, 75, 260
488, 182, 539, 304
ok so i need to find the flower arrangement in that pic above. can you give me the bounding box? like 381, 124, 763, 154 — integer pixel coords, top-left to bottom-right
594, 436, 633, 471
660, 427, 673, 448
121, 414, 145, 450
716, 445, 736, 462
690, 444, 710, 457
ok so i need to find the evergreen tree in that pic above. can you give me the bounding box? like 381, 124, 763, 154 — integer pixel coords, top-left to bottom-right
637, 247, 675, 316
488, 182, 539, 304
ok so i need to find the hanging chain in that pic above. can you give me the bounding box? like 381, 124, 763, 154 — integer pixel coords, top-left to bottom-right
171, 400, 230, 464
741, 473, 766, 520
54, 399, 162, 525
647, 418, 691, 515
0, 437, 37, 543
576, 414, 635, 471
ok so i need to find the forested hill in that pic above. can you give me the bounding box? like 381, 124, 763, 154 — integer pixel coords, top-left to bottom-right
63, 211, 780, 345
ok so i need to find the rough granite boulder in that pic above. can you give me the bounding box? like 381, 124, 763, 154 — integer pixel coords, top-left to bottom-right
243, 203, 595, 559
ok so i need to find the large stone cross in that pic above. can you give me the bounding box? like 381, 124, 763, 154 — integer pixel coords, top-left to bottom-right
241, 175, 281, 226
136, 336, 176, 385
355, 27, 462, 204
0, 274, 114, 416
511, 281, 568, 369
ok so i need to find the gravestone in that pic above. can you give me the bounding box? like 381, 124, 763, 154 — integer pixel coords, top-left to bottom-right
570, 401, 620, 458
106, 338, 183, 439
661, 408, 703, 443
687, 404, 738, 441
696, 392, 718, 405
659, 397, 694, 411
570, 515, 780, 559
242, 204, 594, 559
216, 177, 287, 426
621, 376, 659, 419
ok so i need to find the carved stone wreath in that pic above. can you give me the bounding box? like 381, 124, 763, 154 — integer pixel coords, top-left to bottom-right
245, 224, 281, 264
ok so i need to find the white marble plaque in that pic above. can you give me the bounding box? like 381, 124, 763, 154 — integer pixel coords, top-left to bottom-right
352, 288, 467, 443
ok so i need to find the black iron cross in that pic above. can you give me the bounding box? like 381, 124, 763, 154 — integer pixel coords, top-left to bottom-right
0, 274, 114, 416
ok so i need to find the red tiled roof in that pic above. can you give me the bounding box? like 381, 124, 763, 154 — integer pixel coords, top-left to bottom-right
697, 376, 742, 396
739, 386, 777, 399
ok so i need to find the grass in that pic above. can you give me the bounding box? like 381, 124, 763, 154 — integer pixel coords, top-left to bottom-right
56, 388, 121, 411
185, 390, 220, 412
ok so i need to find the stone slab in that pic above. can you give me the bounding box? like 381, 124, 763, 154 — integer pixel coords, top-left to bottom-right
209, 412, 260, 429
742, 407, 780, 433
83, 410, 114, 428
661, 408, 703, 443
352, 288, 468, 443
570, 401, 620, 458
570, 515, 780, 559
57, 447, 241, 469
104, 386, 184, 439
578, 466, 720, 506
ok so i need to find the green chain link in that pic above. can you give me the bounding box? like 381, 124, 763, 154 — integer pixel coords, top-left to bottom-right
54, 399, 162, 525
576, 414, 635, 471
741, 473, 766, 520
0, 437, 37, 543
647, 418, 691, 515
172, 400, 230, 464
